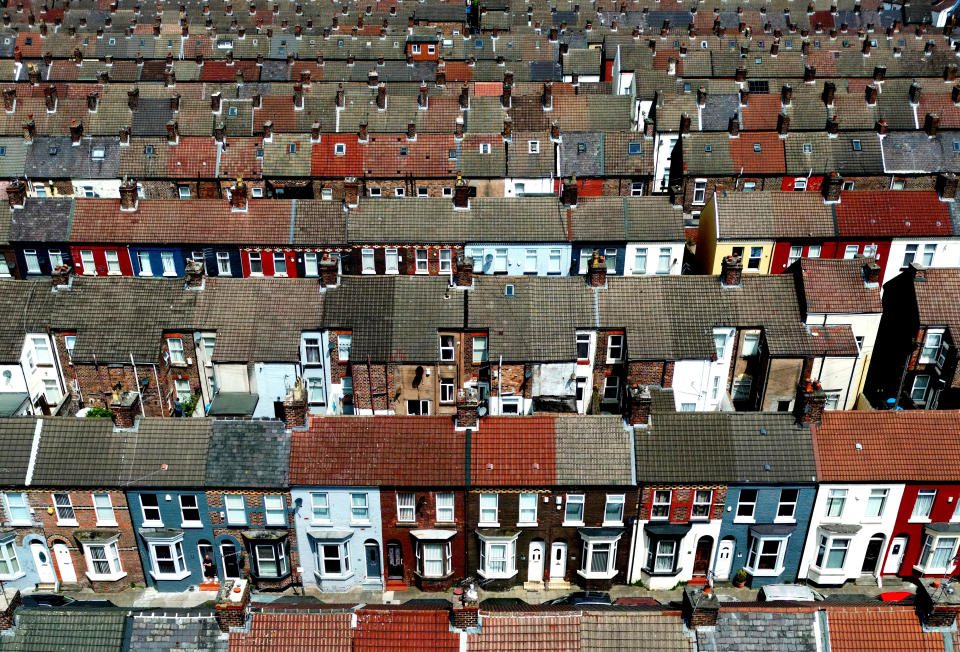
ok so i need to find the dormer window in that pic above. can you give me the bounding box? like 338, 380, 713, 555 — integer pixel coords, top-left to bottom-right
91, 146, 106, 160
802, 143, 813, 154
334, 143, 346, 156
753, 143, 762, 153
48, 147, 58, 156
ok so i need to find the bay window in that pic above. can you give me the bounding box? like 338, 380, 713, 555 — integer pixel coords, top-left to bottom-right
248, 538, 289, 579
81, 537, 124, 581
148, 538, 188, 580
814, 535, 849, 570
918, 532, 959, 574
315, 541, 351, 578
478, 533, 518, 579
745, 535, 788, 576
579, 531, 621, 579
0, 539, 21, 579
518, 493, 538, 525
417, 541, 452, 578
645, 539, 678, 574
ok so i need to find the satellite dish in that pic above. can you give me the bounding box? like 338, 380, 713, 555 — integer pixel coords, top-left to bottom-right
477, 406, 488, 417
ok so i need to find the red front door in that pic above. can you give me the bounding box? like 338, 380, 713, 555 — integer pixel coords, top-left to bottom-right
693, 536, 713, 576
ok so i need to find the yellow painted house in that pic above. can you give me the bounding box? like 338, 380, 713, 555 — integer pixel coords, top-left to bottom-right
695, 192, 775, 274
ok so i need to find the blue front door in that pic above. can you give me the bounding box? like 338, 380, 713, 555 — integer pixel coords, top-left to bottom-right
365, 542, 381, 579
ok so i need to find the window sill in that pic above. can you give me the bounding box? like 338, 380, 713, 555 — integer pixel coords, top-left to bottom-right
350, 521, 371, 527
478, 522, 500, 529
56, 519, 79, 527
605, 359, 624, 365
162, 273, 178, 278
142, 521, 165, 528
314, 570, 354, 581
95, 521, 119, 528
0, 572, 25, 581
860, 518, 884, 525
913, 564, 955, 575
909, 518, 932, 524
138, 273, 154, 277
107, 271, 122, 276
745, 567, 784, 577
642, 566, 680, 577
577, 569, 617, 580
150, 569, 190, 581
516, 521, 538, 528
361, 270, 377, 275
477, 569, 517, 580
226, 522, 248, 527
773, 518, 796, 525
274, 273, 288, 278
86, 570, 126, 582
733, 518, 756, 524
435, 521, 457, 527
181, 521, 204, 529
602, 521, 624, 528
415, 571, 454, 581
385, 270, 399, 275
395, 521, 418, 528
561, 521, 585, 528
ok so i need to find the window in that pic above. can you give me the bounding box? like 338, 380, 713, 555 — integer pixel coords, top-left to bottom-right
91, 145, 106, 160
479, 143, 491, 154
746, 536, 786, 574
630, 181, 644, 196
479, 494, 499, 525
0, 541, 21, 579
288, 143, 298, 155
407, 399, 429, 415
580, 536, 619, 578
0, 257, 9, 277
777, 489, 798, 520
350, 493, 369, 522
243, 251, 265, 277
903, 244, 918, 267
385, 248, 399, 274
523, 249, 538, 274
32, 336, 51, 365
105, 250, 121, 274
649, 539, 676, 573
633, 248, 647, 274
310, 492, 330, 522
815, 535, 849, 570
842, 181, 855, 191
3, 494, 29, 525
140, 494, 162, 525
317, 542, 351, 577
753, 143, 762, 153
911, 375, 931, 404
865, 488, 888, 518
693, 179, 707, 204
493, 248, 508, 273
741, 331, 761, 357
912, 490, 937, 521
303, 337, 322, 364
173, 377, 191, 403
418, 541, 451, 578
24, 250, 40, 274
850, 139, 862, 152
136, 251, 153, 276
395, 187, 405, 198
732, 376, 752, 401
714, 332, 729, 358
472, 335, 488, 363
920, 332, 944, 364
604, 495, 625, 525
737, 489, 757, 520
93, 494, 116, 525
216, 252, 231, 275
361, 248, 375, 273
628, 142, 643, 155
576, 333, 591, 361
528, 140, 540, 154
178, 186, 191, 199
518, 493, 537, 525
578, 248, 593, 275
478, 535, 517, 578
417, 187, 429, 197
440, 378, 455, 403
150, 539, 187, 579
439, 249, 452, 273
602, 376, 620, 403
825, 488, 847, 518
224, 495, 246, 525
264, 495, 286, 526
321, 187, 333, 200
743, 181, 757, 192
166, 337, 185, 364
651, 490, 671, 519
922, 243, 936, 267
411, 44, 421, 54
747, 246, 763, 269
84, 539, 123, 579
919, 535, 958, 573
397, 492, 416, 522
606, 334, 624, 362
254, 544, 287, 578
786, 246, 803, 266
273, 252, 287, 276
415, 249, 429, 273
863, 244, 878, 259
711, 376, 720, 400
657, 248, 671, 274
50, 493, 75, 525
436, 493, 454, 522
179, 495, 201, 526
604, 248, 618, 273
692, 490, 712, 519
337, 334, 352, 361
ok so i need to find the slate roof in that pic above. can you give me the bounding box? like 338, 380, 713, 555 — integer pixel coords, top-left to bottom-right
130, 611, 228, 652
636, 412, 817, 484
0, 419, 39, 485
579, 611, 694, 651
0, 608, 128, 652
697, 608, 819, 652
228, 611, 353, 651
206, 420, 290, 488
7, 199, 74, 242
289, 417, 466, 486
812, 411, 960, 482
792, 258, 882, 315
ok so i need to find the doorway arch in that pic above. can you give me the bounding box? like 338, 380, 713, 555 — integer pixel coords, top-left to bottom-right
693, 536, 714, 578
714, 536, 736, 581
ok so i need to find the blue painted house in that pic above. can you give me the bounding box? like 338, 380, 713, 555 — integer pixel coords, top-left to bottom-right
7, 197, 75, 277
129, 246, 191, 278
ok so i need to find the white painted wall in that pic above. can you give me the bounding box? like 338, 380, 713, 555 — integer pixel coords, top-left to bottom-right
214, 363, 253, 393
806, 312, 881, 410
19, 333, 63, 409
671, 328, 735, 412
504, 178, 554, 198
253, 362, 297, 418
632, 519, 722, 589
624, 243, 685, 276
71, 179, 121, 199
798, 483, 905, 585
653, 134, 678, 194
0, 363, 28, 394
883, 239, 960, 286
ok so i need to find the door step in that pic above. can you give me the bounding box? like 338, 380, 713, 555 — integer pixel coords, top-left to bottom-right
523, 581, 545, 592
546, 580, 571, 591
855, 575, 879, 587
688, 577, 709, 587
34, 583, 57, 592
385, 580, 408, 592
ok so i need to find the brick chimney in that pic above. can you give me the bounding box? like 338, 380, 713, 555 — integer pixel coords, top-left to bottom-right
455, 254, 474, 288
679, 113, 691, 136
109, 388, 141, 429
210, 90, 222, 114
343, 178, 359, 209
682, 587, 719, 629
456, 387, 480, 429
561, 176, 578, 207
51, 264, 73, 289
459, 82, 469, 111
728, 115, 740, 138
170, 93, 181, 113
925, 112, 940, 137
822, 171, 843, 203
319, 254, 339, 288
826, 115, 839, 137
781, 83, 793, 108
357, 121, 368, 143
185, 258, 204, 289
541, 82, 553, 111
44, 85, 57, 113
720, 255, 742, 287
282, 379, 308, 428
293, 84, 304, 110
215, 580, 251, 633
406, 122, 417, 142
310, 120, 320, 143
119, 177, 138, 211
803, 65, 816, 83
822, 81, 836, 107
628, 384, 653, 427
6, 178, 26, 209
937, 172, 958, 201
863, 261, 881, 286
263, 120, 274, 143
418, 83, 429, 110
166, 120, 179, 145
229, 177, 248, 211
915, 579, 960, 629
910, 82, 922, 105
454, 173, 470, 210
69, 120, 83, 145
777, 113, 790, 136
587, 250, 607, 287
126, 86, 139, 112
2, 88, 14, 113
794, 379, 826, 426
865, 84, 878, 105
451, 594, 480, 631
335, 83, 345, 109
376, 82, 387, 111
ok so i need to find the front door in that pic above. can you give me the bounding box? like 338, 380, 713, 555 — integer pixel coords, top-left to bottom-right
30, 543, 57, 584
862, 535, 885, 575
221, 542, 241, 579
549, 541, 567, 580
365, 542, 382, 580
693, 537, 714, 577
386, 542, 404, 580
52, 543, 77, 583
527, 541, 545, 583
884, 536, 907, 574
714, 539, 735, 580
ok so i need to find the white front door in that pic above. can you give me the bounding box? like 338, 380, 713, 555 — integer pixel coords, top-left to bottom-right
30, 543, 57, 584
52, 543, 77, 583
549, 541, 567, 580
528, 541, 545, 583
714, 539, 735, 580
884, 536, 907, 574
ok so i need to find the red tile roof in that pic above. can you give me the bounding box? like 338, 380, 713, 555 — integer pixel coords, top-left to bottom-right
166, 137, 219, 178
228, 611, 353, 651
218, 137, 265, 180
471, 416, 557, 486
353, 607, 459, 651
289, 417, 466, 486
811, 411, 960, 482
362, 134, 458, 177
826, 605, 948, 652
794, 258, 882, 314
729, 132, 786, 174
311, 137, 364, 177
468, 611, 580, 651
834, 191, 953, 238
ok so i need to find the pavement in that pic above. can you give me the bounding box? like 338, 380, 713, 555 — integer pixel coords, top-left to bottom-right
49, 576, 915, 610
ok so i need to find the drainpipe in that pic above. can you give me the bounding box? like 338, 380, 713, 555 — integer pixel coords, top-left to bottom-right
130, 353, 146, 417
497, 355, 502, 414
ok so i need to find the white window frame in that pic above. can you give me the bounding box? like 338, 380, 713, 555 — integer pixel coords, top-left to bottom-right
104, 250, 121, 274
493, 248, 508, 273
920, 331, 944, 364
384, 248, 399, 274
310, 492, 330, 523
691, 490, 712, 519
911, 375, 931, 404
439, 334, 455, 362
563, 493, 585, 526
248, 251, 263, 275
922, 243, 936, 267
657, 247, 671, 274
0, 540, 22, 579
303, 252, 319, 277
517, 493, 538, 526
916, 533, 959, 574
633, 248, 647, 275
651, 490, 671, 520
80, 249, 95, 274
350, 493, 369, 524
479, 493, 499, 526
263, 495, 286, 526
692, 178, 707, 204
576, 332, 591, 362
361, 248, 375, 273
140, 494, 162, 526
415, 249, 429, 273
477, 534, 517, 579
578, 534, 620, 580
524, 248, 538, 274
273, 251, 287, 276
316, 541, 352, 579
603, 494, 625, 526
528, 140, 540, 154
3, 493, 30, 526
174, 378, 191, 402
166, 337, 185, 364
439, 378, 455, 403
814, 533, 850, 571
436, 492, 455, 523
472, 336, 488, 363
793, 177, 807, 191
439, 249, 452, 273
31, 336, 52, 365
83, 537, 125, 581
52, 493, 77, 526
606, 334, 624, 363
92, 493, 117, 526
714, 331, 729, 359
735, 489, 757, 522
397, 492, 416, 523
650, 539, 677, 573
47, 250, 63, 269
864, 488, 888, 520
745, 534, 789, 576
602, 375, 620, 403
911, 489, 937, 522
24, 249, 40, 274
160, 251, 176, 276
216, 252, 231, 275
419, 541, 450, 578
148, 537, 188, 581
224, 495, 246, 525
137, 251, 153, 276
825, 488, 847, 518
179, 494, 202, 527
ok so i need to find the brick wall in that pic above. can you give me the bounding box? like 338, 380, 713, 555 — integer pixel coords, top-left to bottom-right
639, 485, 727, 522
350, 361, 394, 413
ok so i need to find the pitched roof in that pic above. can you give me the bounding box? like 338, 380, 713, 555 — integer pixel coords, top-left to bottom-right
911, 267, 960, 337
555, 416, 634, 486
0, 419, 39, 485
812, 411, 960, 482
353, 607, 460, 651
697, 608, 818, 652
7, 198, 74, 242
289, 417, 466, 486
792, 258, 882, 315
579, 611, 694, 651
206, 420, 290, 488
1, 608, 128, 652
714, 192, 835, 240
130, 611, 228, 652
468, 610, 581, 651
228, 611, 353, 651
834, 191, 953, 238
826, 605, 951, 652
471, 416, 557, 486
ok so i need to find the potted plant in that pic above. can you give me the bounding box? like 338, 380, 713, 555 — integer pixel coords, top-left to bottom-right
732, 569, 747, 588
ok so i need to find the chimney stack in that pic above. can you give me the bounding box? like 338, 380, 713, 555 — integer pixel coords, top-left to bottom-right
803, 65, 817, 83
865, 84, 878, 105
728, 115, 740, 138
51, 264, 73, 289
22, 115, 35, 144
720, 255, 742, 287
311, 120, 320, 143
937, 172, 958, 201
454, 173, 470, 210
293, 84, 304, 110
170, 93, 181, 112
418, 83, 428, 110
459, 83, 469, 110
822, 171, 843, 203
282, 380, 308, 428
945, 64, 958, 82
541, 82, 553, 111
501, 82, 511, 108
910, 82, 922, 105
335, 83, 345, 110
822, 81, 836, 107
551, 120, 562, 142
683, 587, 719, 628
875, 119, 888, 135
455, 387, 480, 428
210, 90, 222, 114
781, 83, 793, 107
794, 379, 826, 426
319, 254, 339, 288
455, 254, 474, 288
358, 121, 368, 143
185, 258, 205, 289
863, 261, 881, 286
407, 122, 417, 141
627, 385, 653, 427
262, 120, 274, 143
561, 176, 578, 207
587, 250, 607, 287
229, 177, 249, 211
69, 120, 83, 145
43, 85, 57, 112
167, 120, 179, 145
925, 112, 940, 137
119, 176, 138, 211
87, 91, 99, 113
119, 127, 131, 147
6, 178, 26, 209
343, 178, 359, 209
376, 82, 387, 110
697, 85, 707, 107
679, 113, 691, 136
2, 88, 14, 113
127, 86, 139, 112
826, 115, 840, 136
109, 390, 142, 430
873, 66, 886, 82
777, 113, 790, 136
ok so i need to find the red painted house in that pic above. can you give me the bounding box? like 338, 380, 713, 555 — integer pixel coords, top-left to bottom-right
890, 482, 960, 581
69, 245, 133, 276
240, 248, 299, 278
406, 36, 440, 61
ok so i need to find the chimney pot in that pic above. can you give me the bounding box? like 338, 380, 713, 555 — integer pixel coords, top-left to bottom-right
721, 255, 742, 287
119, 176, 138, 211
925, 112, 940, 137
823, 171, 843, 203
587, 250, 607, 287
6, 178, 26, 208
794, 379, 826, 426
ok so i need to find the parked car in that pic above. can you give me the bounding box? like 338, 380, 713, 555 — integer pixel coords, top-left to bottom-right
758, 585, 825, 602
543, 592, 612, 606
20, 594, 116, 609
